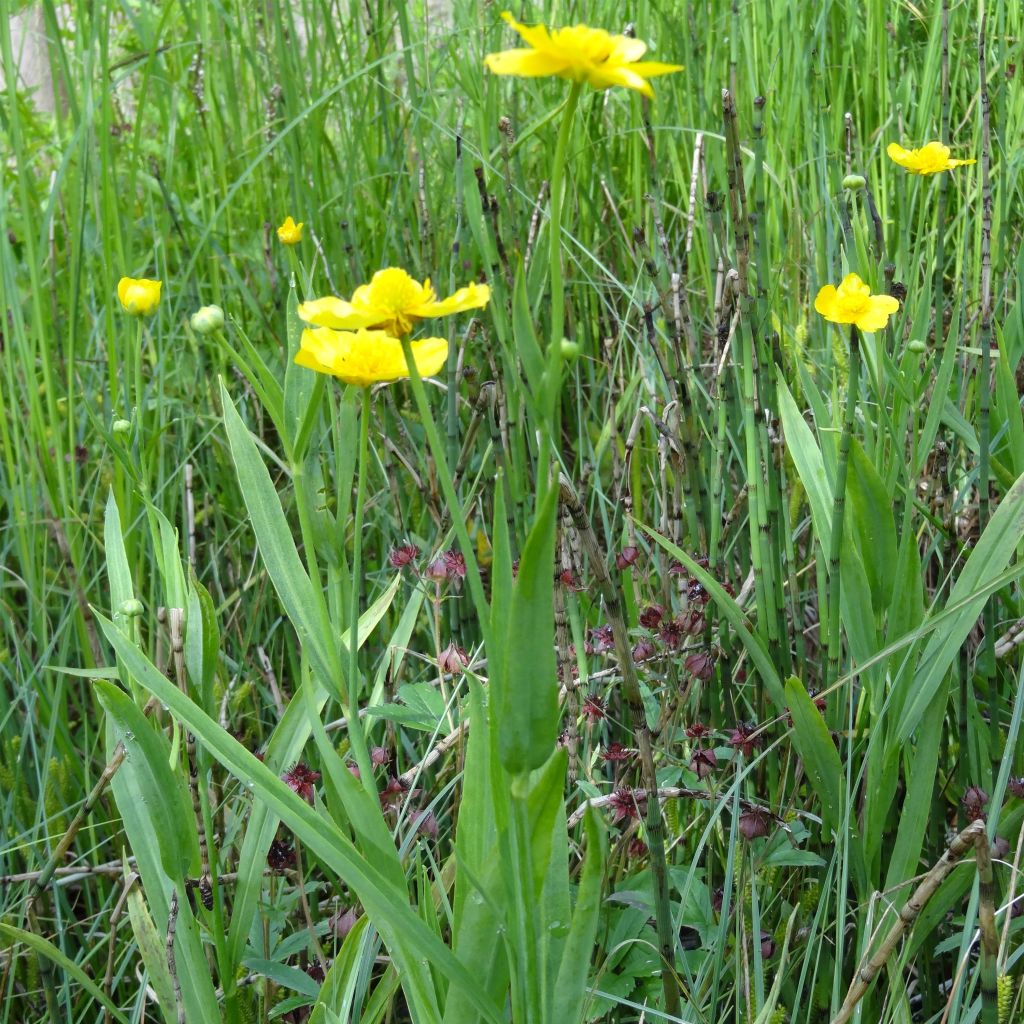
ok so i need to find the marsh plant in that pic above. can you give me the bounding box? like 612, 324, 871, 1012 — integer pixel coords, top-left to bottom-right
1, 3, 1023, 1024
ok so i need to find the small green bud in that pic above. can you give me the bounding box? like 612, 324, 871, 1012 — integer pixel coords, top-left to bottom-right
112, 418, 132, 434
190, 304, 225, 335
907, 340, 927, 353
560, 339, 580, 360
842, 174, 866, 190
119, 598, 144, 618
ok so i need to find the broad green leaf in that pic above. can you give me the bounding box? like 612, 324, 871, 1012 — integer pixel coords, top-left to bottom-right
98, 614, 503, 1024
126, 883, 177, 1021
104, 489, 134, 614
551, 808, 607, 1024
885, 689, 947, 891
785, 677, 844, 835
311, 914, 372, 1024
95, 680, 197, 880
495, 480, 559, 774
846, 438, 897, 609
226, 573, 403, 969
221, 382, 344, 698
186, 570, 219, 708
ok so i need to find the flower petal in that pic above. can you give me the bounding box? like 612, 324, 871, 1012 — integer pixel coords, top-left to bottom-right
298, 297, 376, 329
587, 64, 654, 96
855, 294, 900, 332
499, 11, 555, 52
413, 282, 492, 318
813, 285, 838, 318
408, 337, 449, 378
628, 59, 685, 79
484, 47, 569, 77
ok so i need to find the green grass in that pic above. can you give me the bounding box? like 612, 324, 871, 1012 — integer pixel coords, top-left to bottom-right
2, 1, 1024, 1022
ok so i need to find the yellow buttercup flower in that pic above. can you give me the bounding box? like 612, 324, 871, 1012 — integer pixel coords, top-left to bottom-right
295, 327, 448, 388
886, 141, 976, 175
814, 273, 900, 333
117, 277, 162, 317
299, 267, 490, 338
277, 216, 304, 245
484, 11, 681, 98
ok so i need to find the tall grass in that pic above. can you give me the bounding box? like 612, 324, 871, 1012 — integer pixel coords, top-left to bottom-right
1, 1, 1023, 1022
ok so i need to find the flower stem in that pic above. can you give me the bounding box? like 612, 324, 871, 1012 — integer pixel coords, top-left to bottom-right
549, 82, 582, 356
345, 387, 374, 788
825, 324, 860, 694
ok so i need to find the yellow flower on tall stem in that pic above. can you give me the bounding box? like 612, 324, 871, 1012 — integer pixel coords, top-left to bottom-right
299, 267, 490, 338
295, 327, 448, 387
814, 273, 900, 333
886, 141, 975, 175
116, 277, 162, 317
484, 11, 681, 98
276, 216, 304, 244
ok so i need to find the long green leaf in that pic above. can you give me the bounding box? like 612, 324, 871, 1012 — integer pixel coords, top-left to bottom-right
98, 614, 503, 1024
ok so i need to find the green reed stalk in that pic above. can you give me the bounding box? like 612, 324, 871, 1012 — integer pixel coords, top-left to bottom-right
825, 325, 860, 694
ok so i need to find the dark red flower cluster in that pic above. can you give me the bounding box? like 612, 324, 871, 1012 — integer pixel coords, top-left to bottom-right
282, 763, 321, 803
388, 544, 420, 569
582, 692, 607, 723
608, 787, 645, 824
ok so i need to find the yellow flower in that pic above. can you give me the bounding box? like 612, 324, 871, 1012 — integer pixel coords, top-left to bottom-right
886, 141, 976, 175
299, 267, 490, 338
295, 327, 448, 388
117, 277, 162, 317
483, 11, 681, 98
814, 273, 900, 333
277, 216, 303, 245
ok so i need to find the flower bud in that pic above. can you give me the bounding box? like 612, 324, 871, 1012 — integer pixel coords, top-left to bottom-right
119, 598, 144, 618
560, 339, 580, 360
190, 304, 224, 335
112, 419, 132, 434
842, 173, 866, 190
907, 339, 927, 353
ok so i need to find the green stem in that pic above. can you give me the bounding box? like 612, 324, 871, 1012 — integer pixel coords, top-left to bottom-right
549, 81, 582, 356
825, 324, 860, 694
345, 387, 374, 788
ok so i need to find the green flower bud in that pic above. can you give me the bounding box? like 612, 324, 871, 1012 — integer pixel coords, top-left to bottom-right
119, 598, 144, 618
907, 340, 927, 353
190, 304, 225, 335
560, 339, 580, 360
842, 174, 866, 190
112, 419, 132, 434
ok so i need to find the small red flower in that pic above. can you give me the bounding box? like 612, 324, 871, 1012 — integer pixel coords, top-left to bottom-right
728, 721, 763, 758
379, 776, 413, 809
388, 544, 420, 569
963, 786, 989, 821
601, 742, 634, 763
370, 746, 391, 768
627, 837, 648, 859
632, 638, 656, 663
690, 747, 717, 780
685, 721, 711, 740
684, 650, 715, 680
329, 906, 359, 940
589, 624, 614, 652
282, 763, 321, 803
639, 604, 665, 629
658, 619, 684, 649
616, 545, 640, 570
582, 692, 607, 724
1008, 777, 1024, 799
759, 931, 776, 959
738, 806, 773, 840
608, 787, 645, 824
267, 838, 296, 871
556, 568, 584, 591
412, 808, 439, 839
443, 549, 466, 580
425, 557, 449, 582
438, 640, 469, 673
